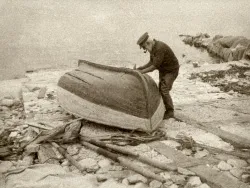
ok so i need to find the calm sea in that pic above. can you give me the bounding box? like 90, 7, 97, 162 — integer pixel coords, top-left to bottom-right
0, 0, 250, 80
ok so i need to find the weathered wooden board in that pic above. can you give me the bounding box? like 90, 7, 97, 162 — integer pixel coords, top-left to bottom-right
175, 112, 250, 149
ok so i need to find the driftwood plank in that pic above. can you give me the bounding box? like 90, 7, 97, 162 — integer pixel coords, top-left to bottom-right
175, 112, 250, 149
149, 141, 250, 188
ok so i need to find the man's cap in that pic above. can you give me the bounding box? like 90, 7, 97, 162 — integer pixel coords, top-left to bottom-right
137, 32, 149, 47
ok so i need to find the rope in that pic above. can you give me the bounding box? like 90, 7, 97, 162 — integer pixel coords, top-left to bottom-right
98, 129, 166, 146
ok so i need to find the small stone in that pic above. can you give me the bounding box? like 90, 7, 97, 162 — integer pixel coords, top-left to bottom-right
37, 87, 47, 99
230, 168, 244, 178
197, 183, 210, 188
169, 184, 179, 188
67, 145, 79, 156
98, 159, 112, 168
0, 161, 13, 173
194, 149, 209, 159
1, 99, 14, 107
96, 174, 108, 182
192, 62, 200, 68
178, 167, 196, 176
99, 179, 127, 188
182, 149, 192, 156
171, 175, 186, 185
218, 161, 232, 171
9, 131, 18, 138
164, 180, 173, 187
247, 159, 250, 164
135, 182, 149, 188
161, 140, 182, 149
160, 172, 171, 180
25, 144, 40, 154
127, 174, 148, 184
79, 158, 99, 172
241, 174, 250, 183
122, 178, 129, 185
149, 180, 162, 188
18, 155, 34, 166
227, 158, 248, 168
61, 160, 69, 166
244, 71, 250, 77
212, 166, 220, 171
186, 176, 202, 187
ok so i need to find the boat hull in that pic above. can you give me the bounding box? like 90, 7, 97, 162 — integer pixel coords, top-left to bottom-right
57, 60, 165, 132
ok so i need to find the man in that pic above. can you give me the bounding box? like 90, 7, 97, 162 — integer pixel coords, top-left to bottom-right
136, 32, 179, 119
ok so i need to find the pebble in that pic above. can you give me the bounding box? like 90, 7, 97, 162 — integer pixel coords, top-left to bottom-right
99, 179, 127, 188
241, 174, 250, 183
194, 149, 209, 159
17, 155, 34, 166
1, 99, 14, 107
98, 159, 112, 168
182, 149, 192, 156
169, 184, 179, 188
78, 158, 99, 172
0, 161, 13, 173
227, 158, 248, 168
96, 174, 108, 182
61, 160, 70, 166
9, 131, 18, 138
217, 161, 232, 171
230, 168, 244, 178
178, 167, 196, 176
161, 140, 182, 149
197, 183, 210, 188
66, 145, 79, 156
247, 159, 250, 164
127, 174, 148, 184
134, 182, 149, 188
149, 180, 162, 188
170, 175, 186, 185
160, 172, 171, 180
121, 178, 129, 185
186, 176, 202, 187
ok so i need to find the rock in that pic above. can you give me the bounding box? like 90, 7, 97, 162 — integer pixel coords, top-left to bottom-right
9, 131, 18, 138
79, 158, 99, 172
192, 62, 200, 68
241, 174, 250, 183
230, 168, 244, 178
182, 149, 192, 156
122, 178, 129, 185
149, 180, 162, 188
160, 172, 171, 180
66, 145, 79, 156
135, 182, 149, 188
186, 176, 202, 187
227, 158, 248, 168
218, 161, 232, 171
244, 71, 250, 77
197, 183, 210, 188
25, 144, 40, 154
96, 174, 108, 182
164, 180, 173, 187
98, 159, 112, 168
1, 99, 14, 107
127, 174, 148, 184
99, 179, 127, 188
247, 159, 250, 164
194, 149, 209, 159
61, 160, 70, 166
37, 87, 47, 99
0, 161, 13, 173
170, 175, 186, 185
161, 140, 182, 149
17, 155, 34, 166
178, 167, 196, 176
169, 184, 179, 188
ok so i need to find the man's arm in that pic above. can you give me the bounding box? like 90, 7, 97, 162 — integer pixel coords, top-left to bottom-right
138, 64, 156, 74
137, 61, 152, 70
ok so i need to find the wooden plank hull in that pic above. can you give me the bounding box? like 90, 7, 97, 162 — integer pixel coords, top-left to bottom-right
57, 60, 165, 132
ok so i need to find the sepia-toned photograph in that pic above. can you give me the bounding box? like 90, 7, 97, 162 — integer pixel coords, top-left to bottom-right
0, 0, 250, 187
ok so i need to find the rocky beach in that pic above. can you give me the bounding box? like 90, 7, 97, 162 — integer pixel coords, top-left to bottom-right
1, 33, 250, 187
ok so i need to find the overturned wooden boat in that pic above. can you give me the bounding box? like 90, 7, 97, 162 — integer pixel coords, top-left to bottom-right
57, 60, 165, 132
